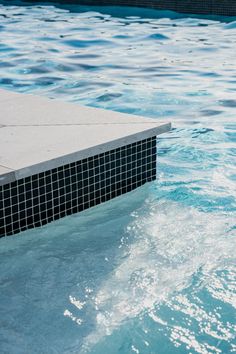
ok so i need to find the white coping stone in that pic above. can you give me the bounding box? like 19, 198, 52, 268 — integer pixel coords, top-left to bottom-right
0, 89, 171, 185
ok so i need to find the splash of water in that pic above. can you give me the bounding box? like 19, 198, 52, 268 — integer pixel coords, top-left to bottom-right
80, 199, 235, 351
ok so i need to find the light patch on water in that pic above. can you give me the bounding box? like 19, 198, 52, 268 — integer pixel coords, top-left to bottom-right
69, 296, 86, 310
169, 325, 221, 354
169, 294, 235, 342
149, 312, 168, 326
80, 199, 235, 352
131, 344, 140, 353
64, 309, 83, 326
206, 268, 236, 309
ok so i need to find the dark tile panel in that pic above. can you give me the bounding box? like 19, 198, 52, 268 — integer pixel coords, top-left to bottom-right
24, 0, 236, 16
0, 137, 157, 237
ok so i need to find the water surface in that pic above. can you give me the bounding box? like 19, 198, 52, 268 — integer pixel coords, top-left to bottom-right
0, 2, 235, 353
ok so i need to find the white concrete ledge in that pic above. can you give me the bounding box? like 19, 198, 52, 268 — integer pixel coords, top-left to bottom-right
0, 89, 171, 186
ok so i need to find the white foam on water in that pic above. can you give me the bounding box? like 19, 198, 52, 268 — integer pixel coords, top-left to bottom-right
80, 199, 235, 352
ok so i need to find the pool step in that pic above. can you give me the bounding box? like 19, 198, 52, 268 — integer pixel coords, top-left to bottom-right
0, 89, 171, 237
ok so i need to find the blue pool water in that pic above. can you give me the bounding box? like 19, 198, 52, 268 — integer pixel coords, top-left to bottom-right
0, 2, 236, 353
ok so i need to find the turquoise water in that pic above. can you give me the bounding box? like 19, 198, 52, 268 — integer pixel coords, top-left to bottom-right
0, 2, 236, 353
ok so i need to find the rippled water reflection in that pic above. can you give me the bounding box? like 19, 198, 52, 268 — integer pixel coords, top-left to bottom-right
0, 2, 235, 354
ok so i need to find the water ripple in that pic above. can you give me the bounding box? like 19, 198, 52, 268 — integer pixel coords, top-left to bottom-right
0, 2, 235, 354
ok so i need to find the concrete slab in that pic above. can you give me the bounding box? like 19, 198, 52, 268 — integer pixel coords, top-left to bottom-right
0, 89, 171, 185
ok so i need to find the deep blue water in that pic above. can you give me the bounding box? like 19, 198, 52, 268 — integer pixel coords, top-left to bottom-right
0, 2, 235, 353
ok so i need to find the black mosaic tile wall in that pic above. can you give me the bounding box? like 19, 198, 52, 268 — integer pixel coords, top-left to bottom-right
0, 137, 156, 237
24, 0, 236, 16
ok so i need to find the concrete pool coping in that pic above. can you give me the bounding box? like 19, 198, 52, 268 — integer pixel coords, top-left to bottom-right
0, 89, 171, 186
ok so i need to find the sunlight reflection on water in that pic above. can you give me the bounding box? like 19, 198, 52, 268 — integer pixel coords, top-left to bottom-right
0, 2, 235, 353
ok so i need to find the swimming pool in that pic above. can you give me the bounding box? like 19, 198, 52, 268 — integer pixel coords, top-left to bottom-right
0, 2, 235, 353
